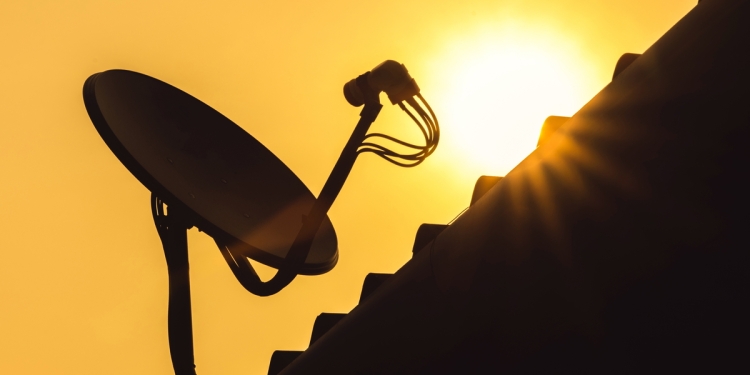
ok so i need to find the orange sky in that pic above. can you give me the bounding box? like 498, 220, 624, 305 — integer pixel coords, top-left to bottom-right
0, 1, 695, 374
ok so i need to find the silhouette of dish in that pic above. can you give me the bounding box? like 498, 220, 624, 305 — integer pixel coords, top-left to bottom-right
83, 70, 337, 275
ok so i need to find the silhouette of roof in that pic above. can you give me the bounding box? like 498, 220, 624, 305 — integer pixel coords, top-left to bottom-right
269, 0, 750, 373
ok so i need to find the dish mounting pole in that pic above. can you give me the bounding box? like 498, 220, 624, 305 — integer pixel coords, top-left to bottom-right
283, 75, 383, 268
152, 194, 197, 375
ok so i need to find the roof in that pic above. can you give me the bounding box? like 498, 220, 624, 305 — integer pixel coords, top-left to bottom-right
270, 0, 750, 373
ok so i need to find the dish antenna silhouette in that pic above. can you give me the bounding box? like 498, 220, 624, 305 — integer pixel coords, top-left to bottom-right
83, 60, 439, 375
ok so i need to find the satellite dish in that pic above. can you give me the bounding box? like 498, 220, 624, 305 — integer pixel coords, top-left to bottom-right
83, 69, 338, 277
83, 63, 438, 375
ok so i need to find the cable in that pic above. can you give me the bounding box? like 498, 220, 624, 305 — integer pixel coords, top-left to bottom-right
357, 93, 439, 167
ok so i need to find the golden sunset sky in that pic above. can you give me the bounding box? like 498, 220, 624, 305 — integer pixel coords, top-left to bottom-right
0, 1, 695, 374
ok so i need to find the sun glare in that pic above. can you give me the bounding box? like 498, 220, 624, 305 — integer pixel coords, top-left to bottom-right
428, 23, 598, 178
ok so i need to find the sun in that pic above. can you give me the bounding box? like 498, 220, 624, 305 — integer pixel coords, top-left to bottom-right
426, 23, 599, 178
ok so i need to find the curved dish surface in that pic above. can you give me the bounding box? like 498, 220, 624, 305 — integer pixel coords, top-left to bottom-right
84, 70, 337, 274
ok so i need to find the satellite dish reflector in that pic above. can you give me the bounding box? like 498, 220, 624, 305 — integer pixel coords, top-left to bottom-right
83, 62, 435, 374
83, 69, 338, 275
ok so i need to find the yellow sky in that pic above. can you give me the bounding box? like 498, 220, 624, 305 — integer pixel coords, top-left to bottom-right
0, 1, 695, 374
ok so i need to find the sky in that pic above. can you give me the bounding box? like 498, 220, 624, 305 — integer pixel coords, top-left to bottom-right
0, 1, 695, 374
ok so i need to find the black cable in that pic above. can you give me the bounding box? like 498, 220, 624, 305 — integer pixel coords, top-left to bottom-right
356, 95, 439, 168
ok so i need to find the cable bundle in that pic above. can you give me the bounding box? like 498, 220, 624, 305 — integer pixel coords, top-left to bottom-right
357, 94, 439, 167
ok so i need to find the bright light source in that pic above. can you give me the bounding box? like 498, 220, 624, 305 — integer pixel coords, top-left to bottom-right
429, 23, 598, 177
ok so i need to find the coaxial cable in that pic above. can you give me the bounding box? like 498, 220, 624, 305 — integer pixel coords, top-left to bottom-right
357, 95, 440, 168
